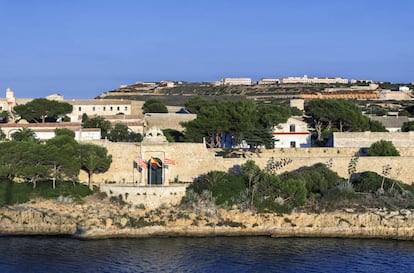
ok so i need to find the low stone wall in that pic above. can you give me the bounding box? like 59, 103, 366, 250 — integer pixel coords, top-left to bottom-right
100, 184, 189, 209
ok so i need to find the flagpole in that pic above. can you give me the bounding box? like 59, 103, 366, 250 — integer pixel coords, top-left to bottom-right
132, 161, 135, 186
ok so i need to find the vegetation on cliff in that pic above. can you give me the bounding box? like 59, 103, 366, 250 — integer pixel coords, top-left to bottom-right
182, 160, 414, 214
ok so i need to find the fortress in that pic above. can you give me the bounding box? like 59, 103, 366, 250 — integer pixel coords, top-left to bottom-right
87, 134, 414, 208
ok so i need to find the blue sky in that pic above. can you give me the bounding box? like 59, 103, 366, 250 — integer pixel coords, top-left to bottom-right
1, 0, 413, 99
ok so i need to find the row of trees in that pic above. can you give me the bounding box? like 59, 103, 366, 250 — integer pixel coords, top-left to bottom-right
180, 97, 297, 148
0, 128, 112, 188
82, 114, 142, 142
305, 99, 387, 145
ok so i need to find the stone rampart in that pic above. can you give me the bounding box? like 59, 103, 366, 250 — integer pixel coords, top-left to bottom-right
333, 132, 414, 148
81, 141, 414, 187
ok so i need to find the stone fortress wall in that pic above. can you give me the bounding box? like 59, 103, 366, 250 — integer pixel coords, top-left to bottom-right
83, 140, 414, 186
80, 140, 414, 208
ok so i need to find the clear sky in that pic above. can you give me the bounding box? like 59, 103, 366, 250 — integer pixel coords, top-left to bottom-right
1, 0, 413, 99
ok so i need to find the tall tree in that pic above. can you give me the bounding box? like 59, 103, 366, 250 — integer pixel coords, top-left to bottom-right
46, 135, 80, 188
18, 142, 50, 189
13, 98, 72, 123
78, 143, 112, 188
182, 99, 291, 148
305, 99, 369, 142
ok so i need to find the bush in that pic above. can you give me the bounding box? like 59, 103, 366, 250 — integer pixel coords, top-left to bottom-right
187, 171, 246, 206
142, 99, 168, 113
162, 129, 185, 142
33, 181, 92, 200
254, 174, 307, 213
368, 140, 400, 156
352, 171, 402, 193
0, 180, 31, 205
0, 179, 93, 206
281, 163, 340, 197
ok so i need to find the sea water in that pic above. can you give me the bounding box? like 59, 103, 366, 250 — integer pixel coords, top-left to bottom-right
0, 236, 413, 272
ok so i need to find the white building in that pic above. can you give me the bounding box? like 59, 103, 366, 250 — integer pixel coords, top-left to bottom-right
220, 78, 252, 86
0, 122, 101, 141
281, 75, 349, 84
351, 79, 374, 84
258, 78, 280, 85
67, 99, 133, 122
273, 117, 311, 148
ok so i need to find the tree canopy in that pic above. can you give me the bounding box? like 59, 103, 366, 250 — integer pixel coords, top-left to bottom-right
305, 99, 386, 144
142, 99, 168, 114
368, 140, 400, 156
107, 123, 143, 142
13, 98, 73, 123
82, 115, 112, 139
401, 121, 414, 132
11, 128, 37, 142
0, 136, 112, 189
82, 114, 142, 142
181, 98, 292, 148
78, 143, 112, 188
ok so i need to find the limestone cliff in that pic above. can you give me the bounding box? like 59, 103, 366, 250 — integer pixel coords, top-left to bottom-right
1, 199, 414, 240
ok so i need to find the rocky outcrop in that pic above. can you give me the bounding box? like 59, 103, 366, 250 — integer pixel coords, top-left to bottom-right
1, 200, 414, 240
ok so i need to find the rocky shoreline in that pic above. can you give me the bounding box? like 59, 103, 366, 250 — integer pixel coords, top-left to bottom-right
1, 198, 414, 240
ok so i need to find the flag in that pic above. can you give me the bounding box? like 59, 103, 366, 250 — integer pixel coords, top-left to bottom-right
137, 156, 147, 169
164, 157, 176, 165
150, 157, 162, 167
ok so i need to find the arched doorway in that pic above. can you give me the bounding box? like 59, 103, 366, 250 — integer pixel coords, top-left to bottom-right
147, 157, 163, 185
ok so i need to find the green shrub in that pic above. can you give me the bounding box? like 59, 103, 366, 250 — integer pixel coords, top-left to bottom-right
368, 140, 400, 156
33, 181, 92, 200
0, 179, 93, 206
0, 180, 31, 205
187, 171, 246, 206
352, 171, 403, 193
281, 163, 340, 196
254, 174, 307, 213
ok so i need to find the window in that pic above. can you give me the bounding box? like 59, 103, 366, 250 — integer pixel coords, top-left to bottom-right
289, 124, 296, 132
125, 106, 128, 111
290, 141, 296, 148
117, 106, 120, 111
110, 106, 113, 111
92, 107, 95, 111
103, 107, 106, 111
78, 107, 82, 111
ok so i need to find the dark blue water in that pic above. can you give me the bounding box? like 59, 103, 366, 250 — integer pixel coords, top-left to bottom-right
0, 236, 413, 272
